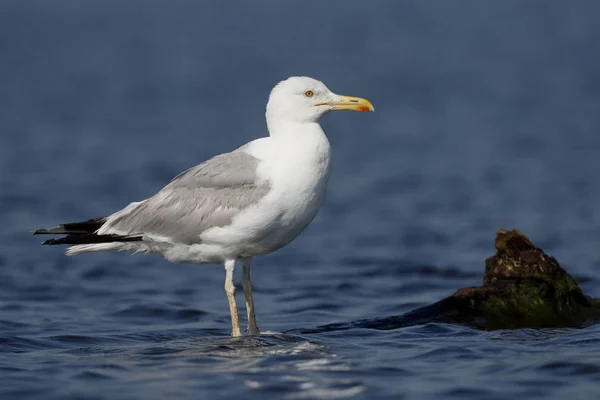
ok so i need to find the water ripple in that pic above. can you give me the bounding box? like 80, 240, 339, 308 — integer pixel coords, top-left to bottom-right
3, 1, 600, 399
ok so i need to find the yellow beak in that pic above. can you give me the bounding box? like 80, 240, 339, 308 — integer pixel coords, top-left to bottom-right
319, 95, 375, 112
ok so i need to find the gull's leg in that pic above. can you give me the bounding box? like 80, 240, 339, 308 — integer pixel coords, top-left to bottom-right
241, 257, 260, 335
224, 259, 242, 337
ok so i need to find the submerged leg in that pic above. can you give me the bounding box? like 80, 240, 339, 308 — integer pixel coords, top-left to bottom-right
241, 257, 260, 335
224, 259, 242, 337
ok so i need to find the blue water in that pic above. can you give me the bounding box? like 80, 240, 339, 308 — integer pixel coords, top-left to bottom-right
2, 1, 600, 398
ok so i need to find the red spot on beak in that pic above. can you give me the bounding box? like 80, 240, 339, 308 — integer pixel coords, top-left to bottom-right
357, 106, 370, 112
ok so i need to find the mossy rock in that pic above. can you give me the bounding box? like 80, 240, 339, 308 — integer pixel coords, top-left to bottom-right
308, 228, 600, 333
445, 228, 593, 329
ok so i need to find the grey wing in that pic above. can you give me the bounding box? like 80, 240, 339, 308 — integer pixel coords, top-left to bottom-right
98, 151, 270, 245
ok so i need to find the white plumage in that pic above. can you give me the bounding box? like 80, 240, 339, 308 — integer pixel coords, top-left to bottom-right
34, 76, 374, 337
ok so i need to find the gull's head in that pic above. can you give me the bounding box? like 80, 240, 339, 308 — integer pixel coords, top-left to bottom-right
266, 76, 374, 125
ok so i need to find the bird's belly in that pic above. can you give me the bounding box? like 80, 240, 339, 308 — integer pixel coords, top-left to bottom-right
242, 182, 327, 254
195, 176, 327, 260
164, 187, 324, 264
256, 196, 323, 251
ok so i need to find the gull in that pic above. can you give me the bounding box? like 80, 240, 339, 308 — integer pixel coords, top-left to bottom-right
33, 76, 374, 337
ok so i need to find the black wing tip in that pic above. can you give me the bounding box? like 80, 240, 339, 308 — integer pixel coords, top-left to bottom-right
33, 228, 53, 235
32, 217, 107, 236
33, 227, 88, 235
33, 217, 140, 246
40, 233, 143, 246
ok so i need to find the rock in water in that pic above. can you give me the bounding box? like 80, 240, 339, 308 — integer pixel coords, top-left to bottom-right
449, 228, 593, 329
308, 228, 600, 333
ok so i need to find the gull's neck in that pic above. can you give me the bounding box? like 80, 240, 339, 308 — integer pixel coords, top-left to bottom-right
264, 115, 331, 172
268, 120, 319, 140
263, 116, 332, 210
266, 112, 325, 142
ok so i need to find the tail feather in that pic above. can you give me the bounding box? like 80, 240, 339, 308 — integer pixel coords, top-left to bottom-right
66, 243, 141, 256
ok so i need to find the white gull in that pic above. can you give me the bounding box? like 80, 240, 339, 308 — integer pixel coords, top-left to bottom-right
33, 76, 374, 337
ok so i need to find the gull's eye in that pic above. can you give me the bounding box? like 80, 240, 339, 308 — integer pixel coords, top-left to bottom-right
304, 90, 315, 98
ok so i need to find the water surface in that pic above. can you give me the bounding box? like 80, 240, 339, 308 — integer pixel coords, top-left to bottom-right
1, 1, 600, 398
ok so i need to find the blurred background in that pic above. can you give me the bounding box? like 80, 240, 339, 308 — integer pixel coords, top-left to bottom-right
1, 1, 600, 399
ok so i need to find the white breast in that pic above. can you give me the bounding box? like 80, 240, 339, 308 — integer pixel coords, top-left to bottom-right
267, 124, 332, 230
199, 123, 332, 258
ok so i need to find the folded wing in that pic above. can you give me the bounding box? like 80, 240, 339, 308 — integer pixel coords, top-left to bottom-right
97, 151, 270, 245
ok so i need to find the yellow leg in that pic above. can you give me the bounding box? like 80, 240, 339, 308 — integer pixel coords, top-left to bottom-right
224, 260, 242, 337
241, 257, 260, 335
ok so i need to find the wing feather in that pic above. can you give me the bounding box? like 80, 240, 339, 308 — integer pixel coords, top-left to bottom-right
98, 151, 269, 244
